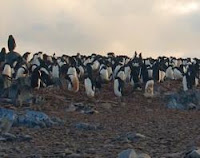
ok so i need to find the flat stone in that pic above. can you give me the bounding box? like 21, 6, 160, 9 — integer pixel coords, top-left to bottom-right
118, 149, 137, 158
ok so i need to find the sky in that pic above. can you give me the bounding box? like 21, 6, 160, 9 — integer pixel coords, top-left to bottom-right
1, 0, 200, 58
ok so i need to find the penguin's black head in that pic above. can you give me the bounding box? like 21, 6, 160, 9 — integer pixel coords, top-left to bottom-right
0, 47, 6, 54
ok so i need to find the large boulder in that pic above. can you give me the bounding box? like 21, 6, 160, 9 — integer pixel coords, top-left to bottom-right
0, 108, 63, 128
165, 90, 200, 110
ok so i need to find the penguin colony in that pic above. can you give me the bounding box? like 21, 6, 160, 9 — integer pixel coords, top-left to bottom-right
0, 35, 200, 101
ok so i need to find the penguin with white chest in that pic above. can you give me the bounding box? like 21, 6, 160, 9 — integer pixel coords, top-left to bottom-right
15, 65, 28, 79
99, 65, 109, 82
66, 66, 79, 92
114, 66, 125, 98
84, 75, 95, 98
2, 63, 12, 89
144, 79, 154, 98
166, 66, 174, 80
84, 63, 95, 97
114, 76, 124, 98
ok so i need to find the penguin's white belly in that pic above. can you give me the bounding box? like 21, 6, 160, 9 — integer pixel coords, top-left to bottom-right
159, 70, 166, 82
182, 76, 188, 91
195, 77, 199, 87
144, 80, 154, 97
52, 66, 59, 78
166, 68, 174, 79
148, 69, 153, 78
114, 79, 122, 97
174, 69, 183, 80
68, 75, 79, 92
100, 69, 109, 81
2, 64, 12, 78
84, 78, 95, 97
15, 68, 25, 79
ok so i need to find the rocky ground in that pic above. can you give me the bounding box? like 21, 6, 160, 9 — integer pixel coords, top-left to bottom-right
0, 80, 200, 158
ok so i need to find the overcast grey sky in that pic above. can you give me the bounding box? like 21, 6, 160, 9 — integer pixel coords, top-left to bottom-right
1, 0, 200, 58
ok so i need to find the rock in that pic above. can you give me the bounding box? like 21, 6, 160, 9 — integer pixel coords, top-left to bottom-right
135, 133, 146, 139
166, 97, 185, 110
137, 153, 151, 158
2, 133, 17, 141
18, 134, 32, 142
118, 149, 137, 158
187, 103, 197, 110
165, 90, 200, 110
0, 117, 14, 134
161, 152, 184, 158
0, 133, 32, 142
0, 108, 63, 128
113, 132, 145, 143
66, 104, 77, 112
75, 122, 102, 131
101, 103, 112, 109
67, 153, 82, 158
0, 137, 7, 141
64, 148, 73, 155
67, 103, 98, 114
185, 149, 200, 158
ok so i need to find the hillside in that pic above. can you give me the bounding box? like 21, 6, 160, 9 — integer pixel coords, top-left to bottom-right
0, 80, 200, 158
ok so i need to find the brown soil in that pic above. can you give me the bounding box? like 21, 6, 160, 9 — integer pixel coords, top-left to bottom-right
0, 80, 200, 158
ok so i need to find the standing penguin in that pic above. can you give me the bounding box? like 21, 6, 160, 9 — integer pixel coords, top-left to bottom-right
66, 66, 79, 92
2, 63, 12, 89
166, 66, 174, 80
144, 80, 154, 97
116, 66, 126, 81
173, 67, 183, 80
8, 35, 16, 52
51, 63, 60, 79
114, 77, 124, 98
84, 74, 95, 98
66, 74, 79, 92
182, 74, 188, 91
31, 68, 41, 89
22, 52, 31, 63
158, 70, 166, 83
99, 65, 109, 82
5, 35, 21, 66
84, 63, 95, 97
0, 47, 6, 67
15, 65, 28, 79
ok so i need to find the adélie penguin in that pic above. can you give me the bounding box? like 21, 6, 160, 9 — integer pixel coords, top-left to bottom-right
114, 77, 124, 98
84, 75, 95, 98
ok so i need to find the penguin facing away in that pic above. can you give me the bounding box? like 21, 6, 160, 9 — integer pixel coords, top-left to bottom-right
31, 68, 41, 89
